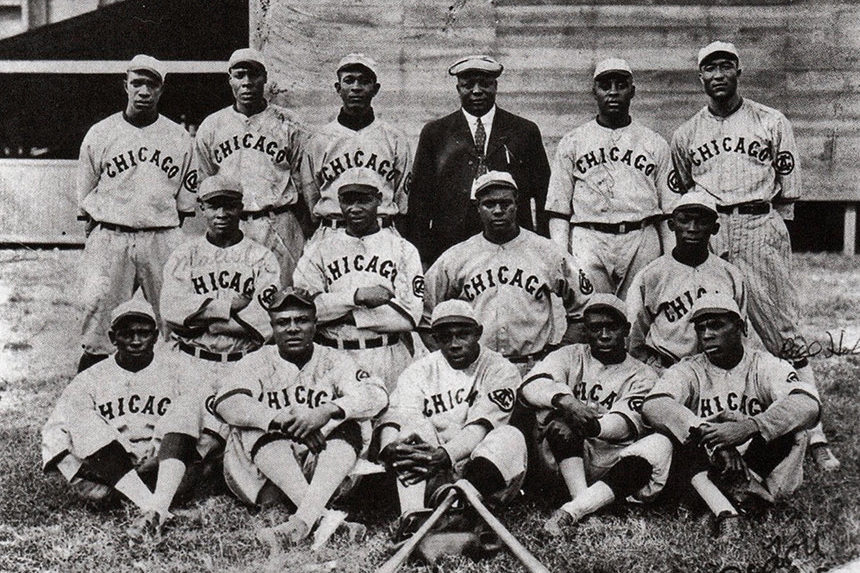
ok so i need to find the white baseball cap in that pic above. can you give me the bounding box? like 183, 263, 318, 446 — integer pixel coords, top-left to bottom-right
228, 48, 267, 71
198, 174, 243, 201
110, 293, 156, 328
697, 41, 740, 67
448, 55, 503, 77
593, 58, 633, 80
583, 293, 627, 323
470, 170, 518, 200
689, 292, 742, 322
431, 300, 479, 329
672, 191, 718, 217
127, 54, 166, 82
336, 167, 384, 195
337, 53, 378, 79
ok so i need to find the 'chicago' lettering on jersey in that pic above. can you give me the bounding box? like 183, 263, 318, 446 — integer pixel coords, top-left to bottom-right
575, 147, 657, 177
103, 147, 183, 179
649, 287, 708, 323
191, 271, 255, 296
97, 394, 171, 420
423, 388, 478, 417
211, 133, 294, 165
687, 136, 773, 167
462, 266, 550, 302
315, 150, 402, 187
260, 385, 330, 410
324, 255, 398, 286
571, 381, 618, 410
699, 392, 764, 417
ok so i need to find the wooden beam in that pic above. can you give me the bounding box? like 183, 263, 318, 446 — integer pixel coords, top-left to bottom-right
844, 204, 857, 256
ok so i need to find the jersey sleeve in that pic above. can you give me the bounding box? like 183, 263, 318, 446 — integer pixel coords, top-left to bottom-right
193, 119, 219, 179
751, 356, 820, 441
421, 254, 459, 330
234, 249, 281, 343
653, 135, 678, 214
292, 242, 357, 323
352, 241, 424, 332
465, 357, 521, 430
379, 361, 427, 429
329, 356, 389, 421
670, 127, 695, 194
76, 126, 101, 215
299, 136, 323, 217
176, 132, 198, 214
212, 353, 274, 429
545, 137, 576, 218
159, 247, 233, 329
772, 112, 802, 202
626, 269, 653, 362
645, 361, 695, 407
519, 346, 578, 408
555, 250, 592, 319
393, 130, 413, 216
607, 365, 657, 437
56, 375, 126, 458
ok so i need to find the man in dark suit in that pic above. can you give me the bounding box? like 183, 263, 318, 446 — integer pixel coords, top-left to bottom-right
405, 55, 551, 266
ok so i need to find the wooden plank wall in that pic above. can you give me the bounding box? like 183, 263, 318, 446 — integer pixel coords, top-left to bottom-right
254, 0, 860, 201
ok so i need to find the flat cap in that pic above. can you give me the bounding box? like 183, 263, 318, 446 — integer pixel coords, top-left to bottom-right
593, 58, 633, 80
128, 54, 166, 82
431, 300, 479, 329
672, 191, 718, 217
448, 55, 503, 77
471, 170, 518, 200
228, 48, 267, 71
697, 41, 740, 67
337, 167, 384, 195
689, 292, 742, 322
337, 53, 378, 78
198, 174, 243, 201
583, 293, 627, 323
266, 287, 316, 313
110, 293, 156, 327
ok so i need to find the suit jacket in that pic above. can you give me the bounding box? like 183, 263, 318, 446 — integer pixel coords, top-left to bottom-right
404, 107, 550, 264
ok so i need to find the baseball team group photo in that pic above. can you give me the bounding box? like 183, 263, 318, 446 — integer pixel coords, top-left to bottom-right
0, 1, 858, 572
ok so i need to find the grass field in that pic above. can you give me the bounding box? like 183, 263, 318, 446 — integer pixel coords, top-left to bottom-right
0, 249, 857, 573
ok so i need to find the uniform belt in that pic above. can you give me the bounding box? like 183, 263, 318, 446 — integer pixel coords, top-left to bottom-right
316, 333, 400, 350
98, 221, 175, 233
321, 217, 394, 229
178, 341, 246, 362
241, 204, 294, 221
574, 217, 655, 234
716, 202, 771, 215
505, 346, 554, 364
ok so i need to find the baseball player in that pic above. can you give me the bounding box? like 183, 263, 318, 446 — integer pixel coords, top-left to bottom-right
642, 293, 821, 536
77, 54, 197, 372
423, 171, 593, 374
518, 294, 672, 535
670, 41, 838, 470
627, 191, 747, 368
302, 53, 412, 239
293, 167, 424, 390
212, 287, 388, 548
376, 300, 527, 533
42, 295, 209, 537
546, 58, 675, 299
195, 48, 312, 287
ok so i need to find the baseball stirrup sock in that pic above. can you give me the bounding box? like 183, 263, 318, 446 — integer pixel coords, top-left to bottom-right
560, 481, 615, 522
691, 471, 738, 516
294, 440, 357, 528
151, 458, 185, 516
114, 470, 155, 511
558, 456, 588, 498
255, 440, 309, 506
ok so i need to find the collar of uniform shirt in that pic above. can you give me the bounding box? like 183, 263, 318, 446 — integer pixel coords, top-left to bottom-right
461, 105, 496, 152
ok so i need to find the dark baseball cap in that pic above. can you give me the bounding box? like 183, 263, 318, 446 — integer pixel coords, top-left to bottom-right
266, 287, 316, 313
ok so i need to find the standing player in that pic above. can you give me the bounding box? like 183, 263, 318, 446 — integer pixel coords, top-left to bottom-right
671, 41, 839, 469
212, 287, 387, 548
293, 168, 423, 390
546, 58, 674, 299
77, 54, 196, 372
642, 294, 821, 536
423, 171, 593, 373
303, 53, 411, 238
627, 192, 746, 368
195, 48, 311, 287
376, 300, 527, 530
519, 294, 672, 535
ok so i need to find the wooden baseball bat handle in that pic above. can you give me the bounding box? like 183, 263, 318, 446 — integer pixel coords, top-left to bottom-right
376, 489, 459, 573
453, 480, 552, 573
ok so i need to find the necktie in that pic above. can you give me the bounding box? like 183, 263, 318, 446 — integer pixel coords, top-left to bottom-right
474, 117, 488, 176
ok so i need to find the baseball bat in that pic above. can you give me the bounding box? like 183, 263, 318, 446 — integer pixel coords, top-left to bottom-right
375, 488, 459, 573
453, 479, 552, 573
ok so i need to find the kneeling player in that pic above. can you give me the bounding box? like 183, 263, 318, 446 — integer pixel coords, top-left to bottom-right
213, 287, 388, 548
518, 294, 672, 535
642, 293, 820, 537
376, 300, 527, 534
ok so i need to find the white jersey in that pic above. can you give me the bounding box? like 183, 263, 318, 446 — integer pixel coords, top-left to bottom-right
42, 353, 181, 473
670, 99, 801, 206
195, 104, 309, 212
546, 119, 674, 224
424, 230, 593, 357
627, 253, 747, 363
303, 118, 412, 219
383, 347, 520, 445
78, 113, 196, 228
293, 229, 424, 340
160, 234, 280, 354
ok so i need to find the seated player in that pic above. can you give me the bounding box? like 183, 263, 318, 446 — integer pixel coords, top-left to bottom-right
42, 296, 210, 535
212, 287, 388, 549
642, 293, 821, 537
376, 300, 527, 536
518, 294, 672, 535
627, 191, 746, 369
294, 167, 424, 391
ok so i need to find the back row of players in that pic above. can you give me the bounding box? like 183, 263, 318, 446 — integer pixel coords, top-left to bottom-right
46, 41, 838, 547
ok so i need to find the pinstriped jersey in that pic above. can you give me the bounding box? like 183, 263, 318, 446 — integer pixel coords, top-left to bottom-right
303, 118, 412, 219
78, 113, 196, 227
546, 119, 674, 224
670, 99, 801, 205
195, 104, 309, 212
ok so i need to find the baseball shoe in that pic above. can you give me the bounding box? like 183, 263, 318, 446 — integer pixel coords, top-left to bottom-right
127, 510, 167, 543
710, 511, 743, 539
391, 509, 434, 545
310, 510, 367, 551
810, 444, 841, 472
543, 508, 576, 537
257, 515, 311, 554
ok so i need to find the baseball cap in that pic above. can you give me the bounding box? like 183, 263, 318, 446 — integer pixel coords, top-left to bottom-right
697, 41, 740, 67
431, 300, 479, 329
583, 293, 627, 323
266, 287, 317, 313
337, 53, 378, 79
470, 170, 518, 200
198, 174, 243, 201
337, 168, 383, 196
228, 48, 267, 71
593, 58, 633, 80
672, 191, 718, 217
689, 292, 742, 322
127, 54, 166, 82
110, 294, 156, 328
448, 55, 503, 77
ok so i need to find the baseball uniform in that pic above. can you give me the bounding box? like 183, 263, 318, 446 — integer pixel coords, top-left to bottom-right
213, 344, 388, 506
520, 344, 672, 501
643, 347, 820, 497
293, 227, 424, 391
78, 112, 196, 356
195, 103, 311, 287
546, 119, 675, 299
627, 252, 747, 367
